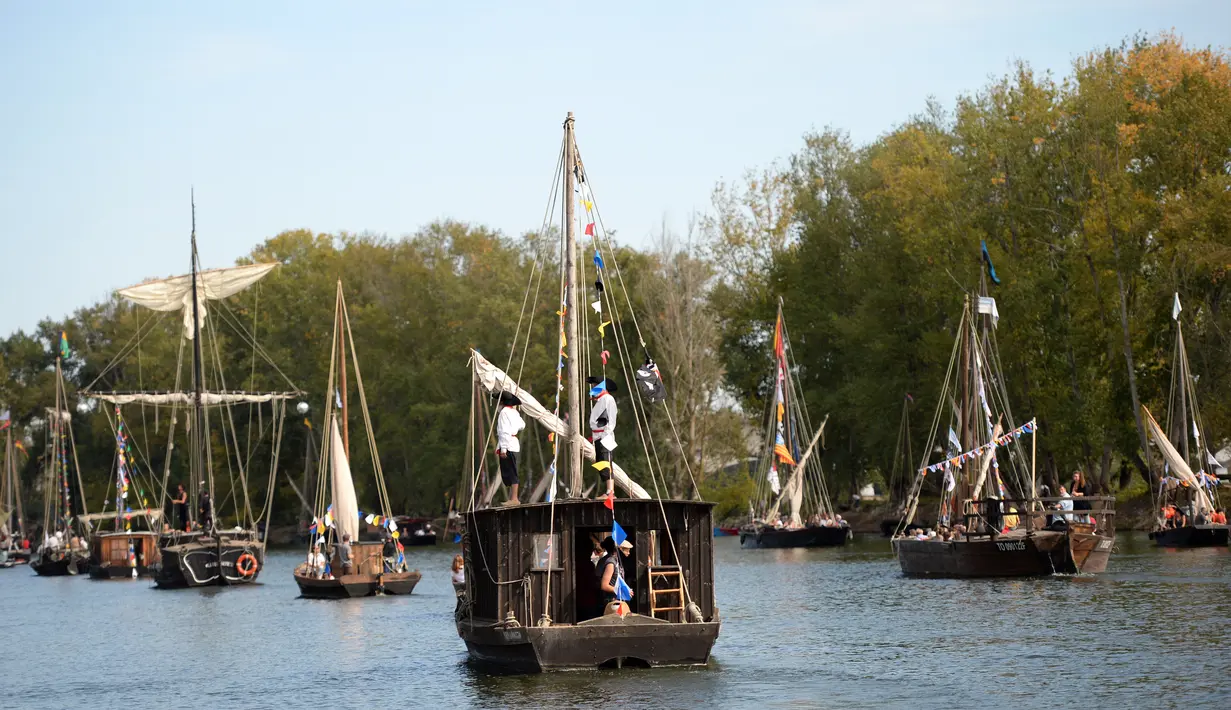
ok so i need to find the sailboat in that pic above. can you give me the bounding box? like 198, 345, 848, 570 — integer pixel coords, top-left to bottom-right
1143, 293, 1229, 547
82, 198, 298, 588
740, 302, 847, 548
31, 352, 91, 576
82, 405, 164, 579
293, 282, 421, 598
455, 113, 721, 672
1, 413, 30, 567
893, 286, 1116, 577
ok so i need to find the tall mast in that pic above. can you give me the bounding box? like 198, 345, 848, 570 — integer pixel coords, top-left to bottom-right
189, 192, 209, 531
337, 280, 350, 460
1176, 320, 1190, 466
563, 112, 583, 496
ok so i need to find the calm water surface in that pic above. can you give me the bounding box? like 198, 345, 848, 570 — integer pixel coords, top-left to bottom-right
5, 533, 1229, 709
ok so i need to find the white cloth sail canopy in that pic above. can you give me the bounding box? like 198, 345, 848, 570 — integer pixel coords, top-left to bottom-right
471, 350, 649, 499
328, 415, 360, 544
118, 262, 277, 339
1143, 406, 1215, 514
87, 391, 296, 406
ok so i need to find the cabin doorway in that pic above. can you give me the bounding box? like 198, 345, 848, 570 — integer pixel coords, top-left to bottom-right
574, 526, 635, 622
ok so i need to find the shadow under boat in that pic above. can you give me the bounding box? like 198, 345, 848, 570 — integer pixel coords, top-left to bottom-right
293, 541, 421, 599
1149, 524, 1230, 548
893, 496, 1116, 578
455, 498, 721, 673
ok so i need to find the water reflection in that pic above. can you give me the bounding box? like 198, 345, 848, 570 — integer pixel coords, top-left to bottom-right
2, 533, 1229, 708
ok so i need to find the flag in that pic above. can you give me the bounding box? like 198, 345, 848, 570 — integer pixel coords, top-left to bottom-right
612, 520, 628, 547
59, 331, 70, 359
593, 250, 604, 269
774, 431, 795, 465
335, 389, 343, 409
585, 222, 596, 236
947, 428, 961, 453
590, 381, 608, 397
591, 300, 602, 314
768, 466, 780, 495
981, 240, 1000, 285
546, 462, 558, 502
14, 441, 26, 456
1173, 292, 1182, 321
614, 575, 632, 602
603, 492, 614, 511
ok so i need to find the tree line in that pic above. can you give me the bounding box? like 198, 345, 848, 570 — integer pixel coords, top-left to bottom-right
2, 34, 1227, 528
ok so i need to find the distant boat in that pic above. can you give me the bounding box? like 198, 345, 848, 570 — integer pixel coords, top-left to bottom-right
740, 301, 848, 549
30, 360, 91, 577
82, 197, 299, 588
893, 284, 1115, 577
293, 282, 421, 599
1144, 294, 1229, 548
713, 527, 738, 537
1, 416, 30, 567
394, 517, 438, 546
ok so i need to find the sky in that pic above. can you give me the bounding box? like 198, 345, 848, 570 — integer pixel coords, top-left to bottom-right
1, 1, 1227, 336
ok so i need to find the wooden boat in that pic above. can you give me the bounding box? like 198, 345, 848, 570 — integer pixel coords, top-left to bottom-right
1142, 294, 1229, 548
394, 517, 438, 546
2, 416, 30, 566
455, 114, 720, 672
86, 528, 162, 579
292, 282, 421, 599
893, 287, 1115, 577
82, 198, 299, 589
713, 526, 738, 537
741, 303, 846, 550
31, 359, 93, 578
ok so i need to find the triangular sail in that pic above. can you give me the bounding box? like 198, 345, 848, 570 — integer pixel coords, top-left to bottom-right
1144, 405, 1215, 515
328, 415, 360, 543
118, 262, 277, 339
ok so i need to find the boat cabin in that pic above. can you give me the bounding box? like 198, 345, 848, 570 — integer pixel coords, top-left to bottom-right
465, 499, 716, 625
89, 531, 162, 579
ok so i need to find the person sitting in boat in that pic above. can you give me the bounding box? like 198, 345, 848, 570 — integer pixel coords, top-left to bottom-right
1051, 486, 1074, 526
307, 541, 327, 578
495, 391, 526, 507
588, 376, 619, 500
451, 554, 465, 586
836, 515, 847, 528
1212, 508, 1227, 525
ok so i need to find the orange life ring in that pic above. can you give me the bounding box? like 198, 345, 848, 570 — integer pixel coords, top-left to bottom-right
235, 553, 258, 577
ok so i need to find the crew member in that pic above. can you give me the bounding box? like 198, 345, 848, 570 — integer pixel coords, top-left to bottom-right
589, 377, 619, 499
495, 392, 525, 506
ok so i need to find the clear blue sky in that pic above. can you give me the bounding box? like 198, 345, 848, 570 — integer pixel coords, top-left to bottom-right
1, 1, 1225, 335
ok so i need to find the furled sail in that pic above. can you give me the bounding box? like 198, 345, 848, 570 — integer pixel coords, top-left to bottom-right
328, 415, 360, 543
763, 418, 825, 527
118, 262, 277, 339
1143, 405, 1215, 514
86, 391, 297, 406
471, 350, 650, 499
76, 509, 163, 523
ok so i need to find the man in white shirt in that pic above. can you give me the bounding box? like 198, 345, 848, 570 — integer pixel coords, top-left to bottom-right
588, 377, 619, 499
307, 541, 327, 578
496, 392, 526, 506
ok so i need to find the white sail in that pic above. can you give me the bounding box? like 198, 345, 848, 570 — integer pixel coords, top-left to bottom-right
118, 262, 277, 339
328, 415, 360, 543
87, 391, 296, 406
471, 350, 650, 499
1144, 406, 1215, 514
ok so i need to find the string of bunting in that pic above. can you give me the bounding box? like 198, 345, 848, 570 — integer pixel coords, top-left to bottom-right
922, 419, 1036, 475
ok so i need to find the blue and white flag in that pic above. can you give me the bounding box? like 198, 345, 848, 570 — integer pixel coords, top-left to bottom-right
612, 520, 628, 547
614, 575, 632, 602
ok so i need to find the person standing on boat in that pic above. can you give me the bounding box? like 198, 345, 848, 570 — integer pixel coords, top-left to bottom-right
495, 392, 525, 506
596, 536, 633, 612
197, 486, 212, 533
1070, 470, 1092, 517
307, 540, 326, 578
172, 483, 189, 532
338, 533, 354, 576
588, 377, 619, 499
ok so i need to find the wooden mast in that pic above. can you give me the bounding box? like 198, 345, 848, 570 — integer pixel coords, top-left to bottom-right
188, 192, 210, 535
564, 112, 583, 497
337, 280, 350, 460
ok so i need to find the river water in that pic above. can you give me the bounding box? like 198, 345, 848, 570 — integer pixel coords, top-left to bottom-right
4, 532, 1228, 709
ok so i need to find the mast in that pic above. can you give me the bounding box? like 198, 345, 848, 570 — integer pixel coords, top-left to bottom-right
337, 280, 350, 460
563, 112, 583, 496
189, 192, 209, 533
1176, 320, 1190, 466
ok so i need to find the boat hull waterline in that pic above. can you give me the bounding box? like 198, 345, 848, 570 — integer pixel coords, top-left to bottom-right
893, 528, 1113, 578
739, 524, 850, 549
293, 569, 422, 599
155, 540, 265, 588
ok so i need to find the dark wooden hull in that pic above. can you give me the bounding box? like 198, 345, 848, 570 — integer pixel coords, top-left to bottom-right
1148, 525, 1230, 548
31, 554, 89, 576
457, 613, 720, 673
155, 539, 264, 588
739, 524, 849, 548
294, 569, 422, 598
402, 533, 437, 546
89, 563, 154, 580
894, 528, 1113, 578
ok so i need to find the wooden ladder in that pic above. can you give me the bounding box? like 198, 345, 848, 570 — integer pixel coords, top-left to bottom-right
649, 568, 684, 619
